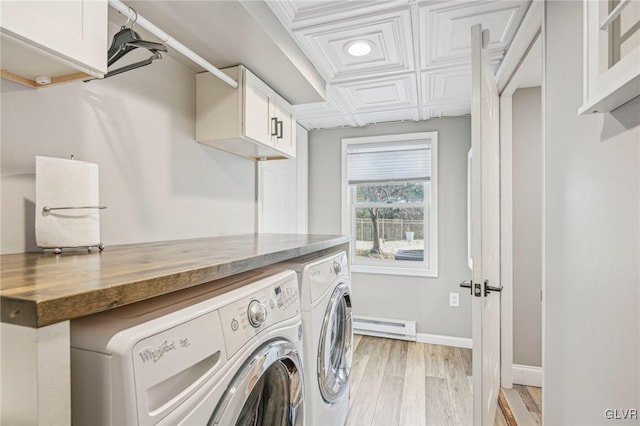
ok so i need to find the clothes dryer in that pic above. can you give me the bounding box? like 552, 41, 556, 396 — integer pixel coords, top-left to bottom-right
71, 269, 304, 425
280, 251, 352, 426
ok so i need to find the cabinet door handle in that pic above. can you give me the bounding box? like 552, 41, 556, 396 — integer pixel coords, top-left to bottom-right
277, 120, 283, 139
271, 117, 278, 136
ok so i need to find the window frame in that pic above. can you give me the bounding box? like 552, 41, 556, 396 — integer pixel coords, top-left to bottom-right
341, 132, 438, 278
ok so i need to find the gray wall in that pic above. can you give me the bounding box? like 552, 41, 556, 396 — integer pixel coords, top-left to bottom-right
309, 118, 472, 338
544, 1, 640, 424
512, 87, 542, 367
1, 49, 256, 254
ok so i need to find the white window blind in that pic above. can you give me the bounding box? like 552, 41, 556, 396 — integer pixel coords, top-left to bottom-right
347, 141, 431, 184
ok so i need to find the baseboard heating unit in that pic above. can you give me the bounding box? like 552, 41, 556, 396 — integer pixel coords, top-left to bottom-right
352, 315, 417, 341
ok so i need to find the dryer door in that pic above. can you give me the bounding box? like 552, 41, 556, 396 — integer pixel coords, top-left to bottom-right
318, 282, 353, 404
209, 339, 304, 426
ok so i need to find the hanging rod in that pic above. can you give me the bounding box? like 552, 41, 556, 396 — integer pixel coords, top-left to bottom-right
107, 0, 239, 89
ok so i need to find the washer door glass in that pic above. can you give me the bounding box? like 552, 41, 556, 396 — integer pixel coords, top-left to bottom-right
318, 283, 353, 403
236, 361, 290, 426
209, 340, 303, 426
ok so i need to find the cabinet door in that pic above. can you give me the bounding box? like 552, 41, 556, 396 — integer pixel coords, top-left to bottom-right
244, 70, 276, 148
0, 0, 107, 76
580, 0, 640, 114
273, 95, 296, 158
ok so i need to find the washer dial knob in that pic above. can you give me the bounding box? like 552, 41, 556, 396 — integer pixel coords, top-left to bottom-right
333, 261, 342, 274
247, 300, 267, 328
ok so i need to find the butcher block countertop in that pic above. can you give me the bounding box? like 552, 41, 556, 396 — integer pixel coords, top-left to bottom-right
0, 234, 350, 328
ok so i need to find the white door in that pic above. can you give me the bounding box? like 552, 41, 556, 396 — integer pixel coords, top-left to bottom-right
258, 161, 297, 233
257, 126, 308, 234
470, 24, 502, 425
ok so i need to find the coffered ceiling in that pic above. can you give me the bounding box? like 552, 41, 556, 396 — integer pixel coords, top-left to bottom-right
267, 0, 531, 130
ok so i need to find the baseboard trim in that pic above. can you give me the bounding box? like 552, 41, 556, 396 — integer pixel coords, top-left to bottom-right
498, 388, 518, 426
416, 333, 473, 349
513, 364, 542, 387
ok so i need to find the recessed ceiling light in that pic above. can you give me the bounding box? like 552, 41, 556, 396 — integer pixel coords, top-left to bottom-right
346, 40, 373, 57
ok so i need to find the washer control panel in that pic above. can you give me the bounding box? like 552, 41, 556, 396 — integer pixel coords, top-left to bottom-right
247, 300, 268, 328
219, 271, 300, 357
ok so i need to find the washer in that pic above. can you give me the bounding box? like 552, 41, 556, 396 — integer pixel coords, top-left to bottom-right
280, 251, 352, 426
70, 269, 304, 426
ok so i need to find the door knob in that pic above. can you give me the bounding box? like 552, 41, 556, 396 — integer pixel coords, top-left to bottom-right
459, 280, 472, 295
484, 280, 503, 296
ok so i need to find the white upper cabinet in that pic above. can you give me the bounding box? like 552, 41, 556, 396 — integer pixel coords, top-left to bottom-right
244, 69, 277, 150
273, 94, 296, 158
196, 65, 296, 160
0, 0, 108, 85
580, 0, 640, 114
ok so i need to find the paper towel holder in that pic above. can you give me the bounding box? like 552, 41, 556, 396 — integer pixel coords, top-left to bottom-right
47, 244, 105, 254
41, 205, 107, 254
42, 206, 107, 213
47, 244, 105, 255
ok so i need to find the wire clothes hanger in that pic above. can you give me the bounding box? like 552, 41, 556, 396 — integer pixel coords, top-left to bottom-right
102, 7, 168, 79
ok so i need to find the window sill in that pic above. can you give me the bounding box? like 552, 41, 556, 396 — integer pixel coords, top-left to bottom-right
351, 264, 438, 278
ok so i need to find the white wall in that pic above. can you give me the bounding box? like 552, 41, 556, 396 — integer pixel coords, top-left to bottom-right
544, 1, 640, 424
512, 87, 542, 368
1, 48, 256, 254
309, 118, 472, 338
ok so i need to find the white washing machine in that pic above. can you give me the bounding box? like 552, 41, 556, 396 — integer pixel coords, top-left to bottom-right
70, 269, 305, 426
280, 251, 352, 426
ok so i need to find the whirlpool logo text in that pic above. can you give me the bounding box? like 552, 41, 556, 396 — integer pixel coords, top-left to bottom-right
138, 340, 177, 363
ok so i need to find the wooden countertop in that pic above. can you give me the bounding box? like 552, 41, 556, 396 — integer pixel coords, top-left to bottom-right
0, 234, 350, 328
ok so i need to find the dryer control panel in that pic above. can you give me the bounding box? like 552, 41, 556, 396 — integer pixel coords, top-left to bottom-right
219, 271, 300, 357
308, 251, 349, 304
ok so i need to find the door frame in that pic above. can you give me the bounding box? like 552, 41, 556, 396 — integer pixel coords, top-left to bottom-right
494, 0, 543, 390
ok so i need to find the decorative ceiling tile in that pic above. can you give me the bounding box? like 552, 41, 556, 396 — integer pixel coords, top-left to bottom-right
268, 1, 408, 31
294, 101, 342, 118
428, 103, 472, 119
268, 0, 531, 129
337, 73, 418, 112
353, 108, 420, 126
420, 107, 433, 121
292, 8, 415, 81
419, 0, 529, 68
297, 113, 359, 130
421, 66, 472, 104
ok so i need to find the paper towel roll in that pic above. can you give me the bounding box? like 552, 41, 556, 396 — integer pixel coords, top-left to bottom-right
35, 156, 101, 249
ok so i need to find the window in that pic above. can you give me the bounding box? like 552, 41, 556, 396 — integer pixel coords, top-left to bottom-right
341, 132, 438, 277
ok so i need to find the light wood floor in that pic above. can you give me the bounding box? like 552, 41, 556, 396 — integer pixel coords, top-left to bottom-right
348, 335, 473, 426
348, 335, 516, 426
514, 384, 542, 424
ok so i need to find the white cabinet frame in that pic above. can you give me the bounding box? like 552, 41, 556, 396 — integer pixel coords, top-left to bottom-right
580, 0, 640, 114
